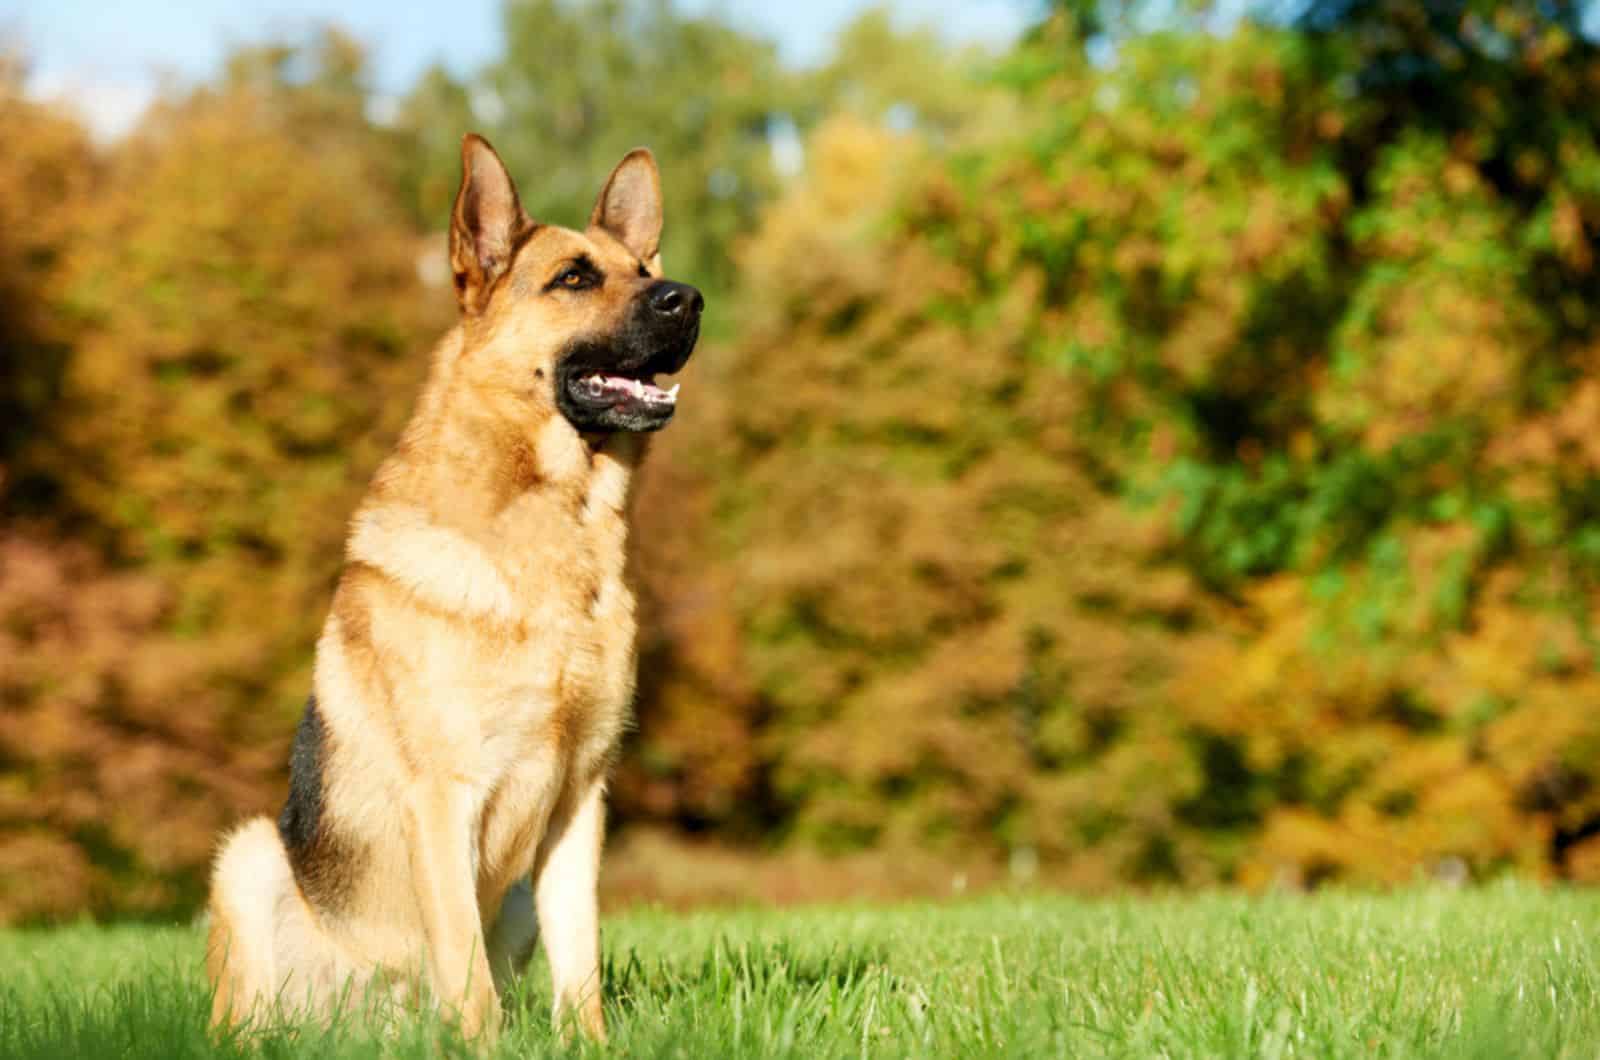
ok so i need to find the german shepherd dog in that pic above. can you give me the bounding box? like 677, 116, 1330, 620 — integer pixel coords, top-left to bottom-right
205, 135, 702, 1042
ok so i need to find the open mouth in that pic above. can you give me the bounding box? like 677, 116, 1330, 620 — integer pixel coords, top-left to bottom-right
557, 358, 686, 433
574, 371, 679, 410
553, 319, 699, 434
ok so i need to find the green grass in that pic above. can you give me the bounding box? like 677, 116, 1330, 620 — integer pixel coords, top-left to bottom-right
2, 885, 1596, 1058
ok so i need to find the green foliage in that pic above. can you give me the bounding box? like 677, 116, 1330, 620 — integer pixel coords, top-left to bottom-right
790, 9, 1012, 135
3, 888, 1600, 1058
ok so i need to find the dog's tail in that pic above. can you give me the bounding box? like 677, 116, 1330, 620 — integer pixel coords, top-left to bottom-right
207, 816, 294, 1027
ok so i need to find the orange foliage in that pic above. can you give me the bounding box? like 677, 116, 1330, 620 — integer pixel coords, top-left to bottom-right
0, 63, 445, 919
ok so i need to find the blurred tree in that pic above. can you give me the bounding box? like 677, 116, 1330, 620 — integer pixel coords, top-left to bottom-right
0, 78, 95, 506
1293, 0, 1587, 104
673, 3, 1600, 887
0, 31, 446, 921
791, 8, 1013, 136
608, 8, 1013, 844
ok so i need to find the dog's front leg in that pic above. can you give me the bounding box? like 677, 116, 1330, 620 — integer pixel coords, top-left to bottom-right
536, 778, 607, 1041
402, 781, 500, 1040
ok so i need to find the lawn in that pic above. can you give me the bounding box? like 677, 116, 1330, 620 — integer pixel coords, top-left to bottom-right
1, 884, 1595, 1058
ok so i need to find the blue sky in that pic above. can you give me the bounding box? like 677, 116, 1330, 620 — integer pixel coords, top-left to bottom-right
6, 0, 1034, 139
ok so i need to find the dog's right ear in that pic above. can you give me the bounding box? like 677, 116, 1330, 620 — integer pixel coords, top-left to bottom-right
450, 134, 532, 314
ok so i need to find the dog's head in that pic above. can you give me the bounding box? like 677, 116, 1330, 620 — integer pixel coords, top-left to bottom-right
448, 134, 702, 434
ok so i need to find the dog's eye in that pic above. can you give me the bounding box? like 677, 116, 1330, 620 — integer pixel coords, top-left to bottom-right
545, 257, 602, 293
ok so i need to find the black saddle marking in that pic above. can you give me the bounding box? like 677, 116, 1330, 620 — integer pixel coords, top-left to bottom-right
277, 695, 362, 907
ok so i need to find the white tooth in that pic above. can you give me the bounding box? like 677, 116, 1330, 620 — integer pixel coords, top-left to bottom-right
667, 383, 680, 400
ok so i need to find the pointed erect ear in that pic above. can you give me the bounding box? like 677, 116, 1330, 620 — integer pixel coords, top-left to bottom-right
450, 133, 532, 314
589, 148, 663, 266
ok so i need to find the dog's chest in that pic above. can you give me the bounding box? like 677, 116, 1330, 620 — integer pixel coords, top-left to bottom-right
491, 477, 637, 771
540, 559, 637, 772
470, 500, 635, 897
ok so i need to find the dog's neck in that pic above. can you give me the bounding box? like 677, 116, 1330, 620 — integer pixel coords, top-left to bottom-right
351, 326, 655, 632
370, 372, 644, 542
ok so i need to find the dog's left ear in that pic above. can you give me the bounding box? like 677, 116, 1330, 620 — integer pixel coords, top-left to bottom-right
590, 148, 663, 270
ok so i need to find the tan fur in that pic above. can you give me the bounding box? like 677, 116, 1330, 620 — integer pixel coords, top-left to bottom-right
206, 138, 691, 1043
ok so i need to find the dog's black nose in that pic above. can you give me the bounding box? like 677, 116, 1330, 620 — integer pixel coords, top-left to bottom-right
649, 281, 703, 319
